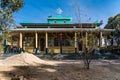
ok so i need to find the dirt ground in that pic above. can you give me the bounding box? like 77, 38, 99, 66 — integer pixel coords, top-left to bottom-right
0, 59, 120, 80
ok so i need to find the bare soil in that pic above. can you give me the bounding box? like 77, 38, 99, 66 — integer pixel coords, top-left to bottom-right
0, 53, 120, 80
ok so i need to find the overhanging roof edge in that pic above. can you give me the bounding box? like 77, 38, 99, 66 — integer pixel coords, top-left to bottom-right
10, 28, 114, 32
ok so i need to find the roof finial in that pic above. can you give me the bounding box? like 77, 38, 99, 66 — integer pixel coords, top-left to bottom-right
56, 8, 63, 15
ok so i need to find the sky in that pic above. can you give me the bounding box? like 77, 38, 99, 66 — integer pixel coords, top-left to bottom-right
14, 0, 120, 28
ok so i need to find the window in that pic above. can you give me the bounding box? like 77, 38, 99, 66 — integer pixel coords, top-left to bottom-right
48, 37, 53, 46
54, 20, 56, 24
54, 38, 59, 46
64, 20, 66, 24
62, 38, 70, 46
25, 37, 34, 46
54, 38, 71, 46
65, 39, 70, 46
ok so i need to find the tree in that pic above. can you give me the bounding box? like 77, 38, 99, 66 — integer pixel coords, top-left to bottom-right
77, 31, 98, 69
105, 14, 120, 47
0, 0, 24, 30
74, 0, 101, 69
105, 14, 120, 29
113, 25, 120, 46
0, 0, 24, 53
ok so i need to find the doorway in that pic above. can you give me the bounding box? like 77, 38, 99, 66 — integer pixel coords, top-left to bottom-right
40, 38, 45, 51
78, 42, 82, 51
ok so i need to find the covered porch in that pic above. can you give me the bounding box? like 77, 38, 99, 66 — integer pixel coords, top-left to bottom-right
10, 28, 114, 54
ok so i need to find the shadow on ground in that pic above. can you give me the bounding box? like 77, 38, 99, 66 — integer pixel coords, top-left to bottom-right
0, 60, 120, 80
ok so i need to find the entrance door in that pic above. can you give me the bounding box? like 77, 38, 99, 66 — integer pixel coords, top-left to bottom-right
40, 38, 45, 51
78, 42, 82, 51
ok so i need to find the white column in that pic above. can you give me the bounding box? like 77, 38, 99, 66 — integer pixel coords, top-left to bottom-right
35, 32, 38, 48
46, 32, 48, 48
99, 31, 102, 47
75, 32, 77, 48
45, 32, 48, 54
20, 32, 22, 48
105, 35, 107, 48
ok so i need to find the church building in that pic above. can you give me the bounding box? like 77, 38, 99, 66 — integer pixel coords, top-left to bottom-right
10, 9, 114, 54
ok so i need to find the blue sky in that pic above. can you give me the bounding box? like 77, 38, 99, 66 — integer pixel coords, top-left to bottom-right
14, 0, 120, 28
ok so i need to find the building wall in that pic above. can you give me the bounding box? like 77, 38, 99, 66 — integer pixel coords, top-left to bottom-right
48, 19, 71, 24
47, 15, 72, 24
16, 32, 76, 53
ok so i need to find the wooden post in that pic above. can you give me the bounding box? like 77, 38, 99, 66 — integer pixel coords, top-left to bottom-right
99, 31, 102, 47
46, 32, 48, 54
19, 32, 23, 53
85, 32, 88, 48
60, 33, 63, 54
75, 32, 77, 53
105, 35, 107, 48
35, 32, 38, 54
11, 37, 13, 49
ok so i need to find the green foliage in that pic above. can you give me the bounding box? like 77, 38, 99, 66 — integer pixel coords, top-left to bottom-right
105, 14, 120, 29
113, 27, 120, 46
1, 0, 24, 12
0, 0, 24, 53
88, 33, 98, 48
0, 0, 24, 31
105, 13, 120, 46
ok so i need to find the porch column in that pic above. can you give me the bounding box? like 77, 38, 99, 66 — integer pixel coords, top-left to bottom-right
19, 32, 23, 53
35, 32, 38, 54
85, 32, 88, 48
75, 32, 77, 53
99, 31, 102, 47
60, 33, 63, 54
11, 37, 13, 53
45, 32, 48, 54
105, 35, 107, 48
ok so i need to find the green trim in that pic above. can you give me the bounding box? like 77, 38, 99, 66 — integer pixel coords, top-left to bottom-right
46, 48, 48, 54
19, 48, 23, 53
35, 48, 39, 54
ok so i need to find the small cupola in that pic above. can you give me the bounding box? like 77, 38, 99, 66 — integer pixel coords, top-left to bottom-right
47, 8, 72, 24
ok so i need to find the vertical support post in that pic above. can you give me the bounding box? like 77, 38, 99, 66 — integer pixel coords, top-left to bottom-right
75, 32, 77, 53
35, 32, 38, 54
105, 35, 107, 48
99, 31, 102, 47
46, 32, 48, 54
4, 39, 7, 54
85, 31, 88, 48
19, 32, 23, 53
60, 33, 62, 54
11, 37, 13, 53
